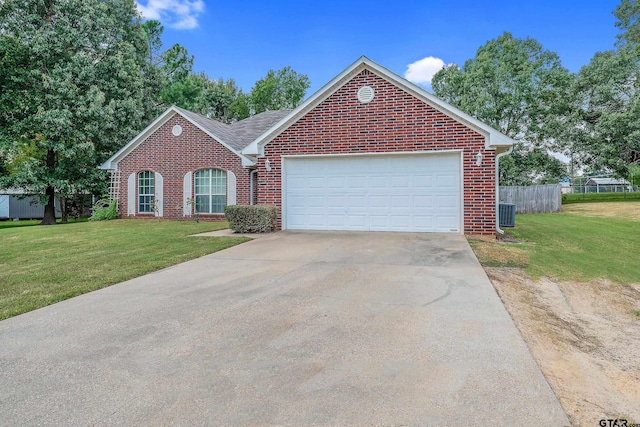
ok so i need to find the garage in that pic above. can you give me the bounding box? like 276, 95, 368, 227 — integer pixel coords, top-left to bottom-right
242, 57, 514, 235
283, 152, 461, 232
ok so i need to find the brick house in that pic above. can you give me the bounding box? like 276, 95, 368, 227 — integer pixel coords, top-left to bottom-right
101, 57, 513, 234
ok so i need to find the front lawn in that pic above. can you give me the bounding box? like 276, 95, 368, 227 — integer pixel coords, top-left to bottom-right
469, 201, 640, 284
0, 218, 88, 229
0, 220, 249, 320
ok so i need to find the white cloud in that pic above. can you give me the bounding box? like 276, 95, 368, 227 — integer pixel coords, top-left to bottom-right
137, 0, 205, 30
404, 56, 449, 86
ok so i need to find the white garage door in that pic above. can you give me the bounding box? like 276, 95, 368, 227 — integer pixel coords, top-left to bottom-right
284, 152, 461, 232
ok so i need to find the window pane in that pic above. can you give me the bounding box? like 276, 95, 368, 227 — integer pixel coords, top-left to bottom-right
212, 172, 226, 195
139, 195, 154, 213
195, 179, 210, 195
193, 169, 226, 213
211, 195, 226, 214
195, 195, 209, 214
138, 171, 155, 213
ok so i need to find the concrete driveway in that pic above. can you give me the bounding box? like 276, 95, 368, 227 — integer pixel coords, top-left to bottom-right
0, 231, 568, 426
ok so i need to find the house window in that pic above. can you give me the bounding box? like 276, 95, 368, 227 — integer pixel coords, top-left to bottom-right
194, 169, 226, 214
138, 171, 155, 213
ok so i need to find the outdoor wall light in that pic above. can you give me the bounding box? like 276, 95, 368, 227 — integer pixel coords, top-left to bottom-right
265, 158, 272, 172
476, 151, 483, 166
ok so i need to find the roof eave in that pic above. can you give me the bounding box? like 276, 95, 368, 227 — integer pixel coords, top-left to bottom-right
359, 58, 514, 150
100, 105, 256, 170
99, 106, 181, 171
242, 57, 372, 156
242, 56, 515, 155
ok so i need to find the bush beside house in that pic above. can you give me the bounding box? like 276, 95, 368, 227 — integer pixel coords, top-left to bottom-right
225, 205, 278, 233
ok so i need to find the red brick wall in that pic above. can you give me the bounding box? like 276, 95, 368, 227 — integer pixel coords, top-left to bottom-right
257, 69, 497, 234
116, 114, 250, 220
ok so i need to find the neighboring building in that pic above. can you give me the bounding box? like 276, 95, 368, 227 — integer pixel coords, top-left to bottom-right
0, 190, 62, 220
584, 177, 632, 193
101, 57, 514, 235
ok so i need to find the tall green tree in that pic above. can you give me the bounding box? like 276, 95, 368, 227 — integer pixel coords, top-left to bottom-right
614, 0, 640, 47
249, 66, 310, 114
432, 32, 572, 185
140, 19, 166, 116
565, 1, 640, 178
572, 48, 640, 177
0, 0, 154, 224
201, 77, 250, 123
158, 61, 309, 123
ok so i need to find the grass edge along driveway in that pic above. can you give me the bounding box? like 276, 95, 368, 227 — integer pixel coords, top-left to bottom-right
468, 202, 640, 285
0, 219, 249, 320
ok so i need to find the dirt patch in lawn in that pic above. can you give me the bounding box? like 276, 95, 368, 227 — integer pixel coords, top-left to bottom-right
563, 201, 640, 222
486, 267, 640, 426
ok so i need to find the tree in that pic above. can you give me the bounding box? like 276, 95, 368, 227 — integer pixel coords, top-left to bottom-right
249, 66, 310, 114
0, 0, 154, 224
614, 0, 640, 47
200, 77, 250, 123
499, 146, 568, 185
140, 20, 166, 117
0, 152, 7, 177
157, 62, 308, 123
142, 20, 164, 67
431, 32, 572, 183
572, 47, 640, 177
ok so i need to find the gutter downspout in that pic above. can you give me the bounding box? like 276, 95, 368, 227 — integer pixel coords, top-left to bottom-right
250, 169, 258, 205
495, 146, 513, 235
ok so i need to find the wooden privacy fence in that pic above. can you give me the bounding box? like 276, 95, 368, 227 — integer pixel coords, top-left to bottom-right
499, 184, 562, 214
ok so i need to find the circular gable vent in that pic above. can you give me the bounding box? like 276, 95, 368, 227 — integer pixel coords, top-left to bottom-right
172, 124, 183, 136
357, 85, 375, 104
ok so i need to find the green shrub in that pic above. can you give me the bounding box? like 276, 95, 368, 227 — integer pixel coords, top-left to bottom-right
89, 198, 119, 221
224, 204, 278, 233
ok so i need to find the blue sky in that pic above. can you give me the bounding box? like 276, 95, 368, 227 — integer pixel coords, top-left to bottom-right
137, 0, 622, 96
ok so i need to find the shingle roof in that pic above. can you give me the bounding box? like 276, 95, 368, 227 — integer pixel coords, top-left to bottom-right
230, 110, 291, 150
174, 107, 291, 151
100, 106, 292, 169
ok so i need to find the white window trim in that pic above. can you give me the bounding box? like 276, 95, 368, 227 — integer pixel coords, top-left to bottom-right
127, 173, 135, 215
137, 171, 155, 214
183, 172, 193, 216
194, 169, 227, 214
155, 172, 163, 217
227, 171, 236, 206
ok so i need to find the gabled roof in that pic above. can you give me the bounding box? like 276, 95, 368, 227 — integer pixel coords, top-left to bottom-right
100, 106, 289, 170
176, 107, 290, 152
175, 107, 239, 149
242, 56, 514, 156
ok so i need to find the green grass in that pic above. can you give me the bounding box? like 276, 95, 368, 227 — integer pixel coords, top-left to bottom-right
0, 218, 88, 229
507, 212, 640, 283
562, 191, 640, 204
0, 220, 249, 320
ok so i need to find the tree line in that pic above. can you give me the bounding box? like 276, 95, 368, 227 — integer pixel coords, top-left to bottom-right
0, 0, 309, 224
432, 0, 640, 186
1, 0, 639, 224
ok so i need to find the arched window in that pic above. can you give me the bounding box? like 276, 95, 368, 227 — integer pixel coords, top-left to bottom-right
138, 171, 155, 213
194, 169, 226, 214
